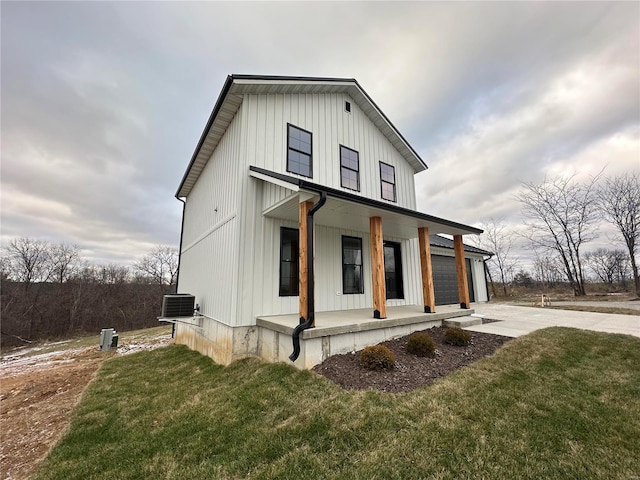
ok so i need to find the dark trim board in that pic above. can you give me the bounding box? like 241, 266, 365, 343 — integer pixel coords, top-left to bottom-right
249, 166, 483, 235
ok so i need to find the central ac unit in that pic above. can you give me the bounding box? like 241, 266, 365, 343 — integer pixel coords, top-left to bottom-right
161, 294, 196, 318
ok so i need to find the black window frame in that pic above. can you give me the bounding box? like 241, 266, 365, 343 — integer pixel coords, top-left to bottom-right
279, 227, 299, 296
286, 123, 313, 178
341, 235, 364, 295
339, 145, 360, 192
384, 241, 404, 299
379, 161, 397, 202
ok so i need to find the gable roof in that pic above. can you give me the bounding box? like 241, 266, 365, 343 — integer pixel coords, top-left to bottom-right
176, 75, 428, 198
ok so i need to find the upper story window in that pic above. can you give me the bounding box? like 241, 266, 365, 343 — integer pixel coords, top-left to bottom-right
287, 124, 312, 178
380, 162, 396, 202
340, 145, 360, 192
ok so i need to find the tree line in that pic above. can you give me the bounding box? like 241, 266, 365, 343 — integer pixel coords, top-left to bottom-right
1, 241, 178, 347
476, 172, 639, 297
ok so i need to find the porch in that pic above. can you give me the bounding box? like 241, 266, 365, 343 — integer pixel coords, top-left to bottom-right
256, 304, 475, 369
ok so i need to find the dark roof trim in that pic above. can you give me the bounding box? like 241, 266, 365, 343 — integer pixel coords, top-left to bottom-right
249, 166, 483, 235
430, 234, 493, 256
231, 74, 357, 82
176, 75, 235, 198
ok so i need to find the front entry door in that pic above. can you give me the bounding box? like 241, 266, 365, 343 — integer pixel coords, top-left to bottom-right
384, 241, 404, 299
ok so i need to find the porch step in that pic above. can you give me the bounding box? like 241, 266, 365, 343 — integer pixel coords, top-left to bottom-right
443, 317, 483, 328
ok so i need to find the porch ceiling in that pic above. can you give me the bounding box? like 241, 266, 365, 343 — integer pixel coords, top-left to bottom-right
265, 194, 452, 238
253, 169, 482, 238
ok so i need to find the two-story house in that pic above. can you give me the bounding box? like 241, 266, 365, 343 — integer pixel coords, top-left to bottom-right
173, 75, 490, 368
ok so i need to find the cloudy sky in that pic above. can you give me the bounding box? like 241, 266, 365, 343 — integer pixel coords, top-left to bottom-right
2, 1, 639, 267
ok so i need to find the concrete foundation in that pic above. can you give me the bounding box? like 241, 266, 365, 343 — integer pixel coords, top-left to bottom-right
174, 305, 475, 369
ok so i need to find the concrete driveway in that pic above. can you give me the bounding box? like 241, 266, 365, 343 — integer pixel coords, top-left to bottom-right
466, 303, 640, 338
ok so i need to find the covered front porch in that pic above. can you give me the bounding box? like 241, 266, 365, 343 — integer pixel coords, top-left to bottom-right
256, 304, 475, 369
249, 166, 483, 367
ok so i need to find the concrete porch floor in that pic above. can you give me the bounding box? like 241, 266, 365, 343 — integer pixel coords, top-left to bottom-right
256, 304, 476, 368
257, 304, 474, 339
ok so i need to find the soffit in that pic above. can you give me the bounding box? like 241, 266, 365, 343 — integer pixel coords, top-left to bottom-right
261, 190, 479, 239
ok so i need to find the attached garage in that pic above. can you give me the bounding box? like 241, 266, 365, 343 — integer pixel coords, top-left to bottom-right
431, 255, 475, 305
429, 235, 492, 306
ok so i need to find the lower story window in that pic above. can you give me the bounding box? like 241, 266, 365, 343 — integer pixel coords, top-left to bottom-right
279, 227, 299, 296
342, 236, 364, 294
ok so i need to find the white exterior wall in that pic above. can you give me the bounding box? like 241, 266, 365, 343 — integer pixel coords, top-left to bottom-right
241, 93, 417, 209
243, 218, 423, 319
178, 90, 484, 331
234, 91, 422, 326
178, 105, 244, 327
470, 256, 489, 302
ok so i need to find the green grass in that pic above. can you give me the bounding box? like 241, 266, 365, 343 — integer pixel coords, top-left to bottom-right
34, 328, 640, 480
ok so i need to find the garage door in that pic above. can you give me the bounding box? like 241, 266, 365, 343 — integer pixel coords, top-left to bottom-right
431, 255, 475, 306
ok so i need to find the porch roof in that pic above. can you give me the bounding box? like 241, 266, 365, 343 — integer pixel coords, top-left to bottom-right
250, 166, 483, 238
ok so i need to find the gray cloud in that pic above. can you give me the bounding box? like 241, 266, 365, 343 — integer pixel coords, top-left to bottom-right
1, 1, 638, 267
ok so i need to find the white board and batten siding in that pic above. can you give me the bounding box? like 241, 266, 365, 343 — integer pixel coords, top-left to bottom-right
178, 105, 244, 327
239, 219, 424, 320
179, 91, 450, 328
241, 93, 418, 209
231, 92, 424, 325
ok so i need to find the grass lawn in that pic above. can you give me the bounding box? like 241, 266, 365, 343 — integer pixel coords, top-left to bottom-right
34, 327, 640, 480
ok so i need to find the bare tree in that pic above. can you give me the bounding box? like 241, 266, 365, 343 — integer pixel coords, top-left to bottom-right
48, 243, 81, 283
0, 251, 13, 281
517, 174, 601, 296
1, 237, 172, 346
597, 173, 640, 296
473, 219, 518, 296
98, 264, 131, 285
531, 249, 565, 289
5, 238, 52, 290
585, 248, 626, 289
134, 246, 179, 286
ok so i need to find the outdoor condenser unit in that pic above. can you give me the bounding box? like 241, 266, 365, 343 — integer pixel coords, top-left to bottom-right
161, 294, 196, 318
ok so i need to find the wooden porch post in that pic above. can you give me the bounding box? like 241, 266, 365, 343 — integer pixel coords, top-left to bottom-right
369, 216, 387, 319
453, 234, 470, 309
299, 201, 313, 322
418, 227, 436, 313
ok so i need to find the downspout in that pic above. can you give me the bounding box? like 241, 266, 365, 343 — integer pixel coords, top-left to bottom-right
289, 191, 327, 362
172, 196, 186, 338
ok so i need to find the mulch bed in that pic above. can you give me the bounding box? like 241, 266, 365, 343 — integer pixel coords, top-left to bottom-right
312, 326, 512, 393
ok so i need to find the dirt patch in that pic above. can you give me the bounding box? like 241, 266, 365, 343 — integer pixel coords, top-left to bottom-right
0, 333, 172, 480
313, 326, 511, 393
